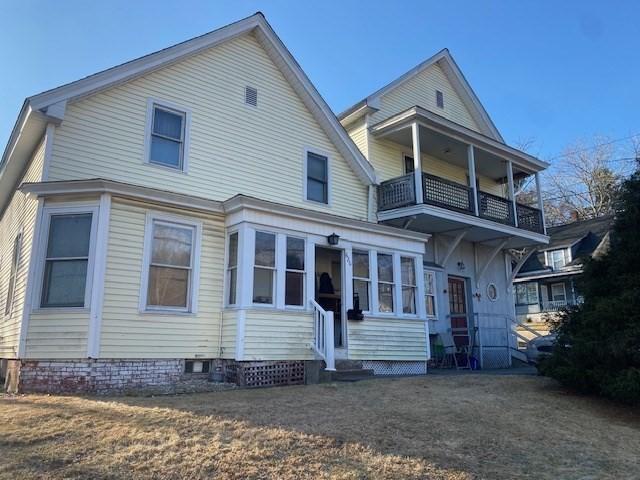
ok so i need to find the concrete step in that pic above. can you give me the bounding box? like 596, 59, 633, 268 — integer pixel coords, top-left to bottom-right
330, 368, 375, 382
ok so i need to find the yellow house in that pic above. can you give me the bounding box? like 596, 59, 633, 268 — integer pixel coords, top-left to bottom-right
0, 13, 548, 393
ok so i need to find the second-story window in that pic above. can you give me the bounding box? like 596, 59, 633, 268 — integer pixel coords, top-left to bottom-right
306, 151, 329, 204
547, 249, 568, 269
403, 155, 414, 175
148, 102, 187, 170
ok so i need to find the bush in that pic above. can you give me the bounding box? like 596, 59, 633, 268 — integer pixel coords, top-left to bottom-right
538, 167, 640, 405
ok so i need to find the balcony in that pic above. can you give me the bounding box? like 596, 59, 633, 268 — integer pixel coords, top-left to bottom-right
378, 172, 544, 234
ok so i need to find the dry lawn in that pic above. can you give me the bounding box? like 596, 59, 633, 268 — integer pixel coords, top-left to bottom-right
0, 374, 639, 480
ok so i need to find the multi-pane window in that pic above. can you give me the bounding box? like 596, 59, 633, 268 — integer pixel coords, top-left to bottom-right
41, 214, 93, 308
146, 221, 195, 310
306, 152, 329, 204
548, 249, 567, 270
149, 104, 186, 170
424, 270, 436, 317
515, 282, 539, 306
401, 257, 416, 314
285, 237, 305, 306
5, 233, 22, 315
227, 232, 238, 305
377, 253, 394, 313
253, 231, 276, 304
352, 250, 370, 311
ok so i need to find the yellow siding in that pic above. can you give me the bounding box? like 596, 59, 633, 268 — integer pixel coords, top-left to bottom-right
243, 309, 314, 361
345, 117, 368, 158
348, 317, 427, 360
25, 310, 89, 358
370, 63, 479, 131
49, 33, 369, 221
0, 139, 45, 358
220, 310, 237, 359
99, 199, 225, 358
368, 137, 503, 195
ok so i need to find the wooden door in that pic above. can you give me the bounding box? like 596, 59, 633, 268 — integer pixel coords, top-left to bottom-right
448, 276, 470, 357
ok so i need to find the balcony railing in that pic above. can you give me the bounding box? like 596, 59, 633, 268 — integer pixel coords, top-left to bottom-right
377, 172, 545, 234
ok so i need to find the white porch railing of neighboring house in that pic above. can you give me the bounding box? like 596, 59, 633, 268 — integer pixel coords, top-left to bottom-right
541, 300, 568, 311
310, 299, 335, 371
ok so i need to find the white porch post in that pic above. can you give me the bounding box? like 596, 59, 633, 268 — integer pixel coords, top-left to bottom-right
535, 172, 547, 234
506, 160, 518, 227
411, 122, 423, 204
467, 145, 479, 216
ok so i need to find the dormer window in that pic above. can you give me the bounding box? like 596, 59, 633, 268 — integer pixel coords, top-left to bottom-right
436, 90, 444, 109
547, 249, 568, 269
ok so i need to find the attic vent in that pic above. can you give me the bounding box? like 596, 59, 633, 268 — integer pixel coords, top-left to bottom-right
245, 86, 258, 107
436, 90, 444, 109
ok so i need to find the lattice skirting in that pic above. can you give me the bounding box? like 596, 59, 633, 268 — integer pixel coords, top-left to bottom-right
480, 348, 512, 369
225, 360, 306, 387
361, 360, 427, 376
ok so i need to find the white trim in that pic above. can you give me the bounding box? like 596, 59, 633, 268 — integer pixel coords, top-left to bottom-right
87, 193, 111, 358
143, 98, 191, 173
411, 122, 423, 204
467, 145, 479, 216
4, 228, 24, 319
224, 229, 240, 307
31, 202, 100, 312
251, 230, 277, 307
41, 123, 56, 181
235, 309, 246, 360
302, 147, 332, 207
17, 198, 44, 357
138, 211, 202, 314
423, 269, 438, 318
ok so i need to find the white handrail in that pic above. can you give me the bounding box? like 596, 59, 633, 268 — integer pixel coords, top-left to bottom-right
310, 299, 335, 371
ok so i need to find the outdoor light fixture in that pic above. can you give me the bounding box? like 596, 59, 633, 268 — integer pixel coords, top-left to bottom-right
327, 233, 340, 246
457, 261, 466, 271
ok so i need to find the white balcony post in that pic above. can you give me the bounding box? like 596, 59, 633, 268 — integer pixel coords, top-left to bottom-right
467, 145, 479, 216
506, 160, 518, 227
535, 172, 547, 234
324, 311, 336, 371
411, 122, 423, 204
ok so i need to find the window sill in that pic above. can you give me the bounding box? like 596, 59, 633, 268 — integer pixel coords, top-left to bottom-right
139, 309, 196, 317
143, 160, 188, 175
31, 307, 90, 315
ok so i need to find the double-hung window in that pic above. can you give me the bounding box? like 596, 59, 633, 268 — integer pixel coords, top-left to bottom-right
147, 102, 188, 170
145, 219, 197, 311
352, 250, 370, 312
5, 233, 22, 315
424, 270, 437, 317
401, 257, 417, 314
377, 253, 394, 313
285, 237, 305, 306
515, 282, 539, 306
253, 231, 276, 305
41, 213, 94, 308
547, 249, 567, 270
551, 283, 567, 303
227, 232, 238, 306
306, 151, 329, 204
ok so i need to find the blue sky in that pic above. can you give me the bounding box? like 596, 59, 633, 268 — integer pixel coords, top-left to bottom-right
1, 1, 639, 161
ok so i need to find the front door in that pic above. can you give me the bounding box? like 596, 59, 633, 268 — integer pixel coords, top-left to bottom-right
315, 246, 343, 348
448, 276, 470, 365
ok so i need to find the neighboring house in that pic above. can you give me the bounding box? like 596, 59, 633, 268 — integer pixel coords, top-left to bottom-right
0, 13, 548, 394
513, 215, 613, 343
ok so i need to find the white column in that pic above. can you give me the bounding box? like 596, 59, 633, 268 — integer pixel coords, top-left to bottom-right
238, 225, 254, 307
343, 243, 354, 311
535, 172, 547, 234
369, 250, 379, 314
305, 237, 316, 309
275, 233, 286, 309
411, 122, 423, 204
506, 160, 518, 227
467, 145, 479, 216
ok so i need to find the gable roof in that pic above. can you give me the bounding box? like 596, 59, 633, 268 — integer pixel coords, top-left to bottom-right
0, 13, 377, 216
516, 215, 615, 278
338, 48, 503, 142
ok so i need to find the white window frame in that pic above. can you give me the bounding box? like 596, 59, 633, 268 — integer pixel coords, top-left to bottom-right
144, 98, 191, 173
550, 282, 567, 302
546, 249, 568, 269
252, 230, 277, 307
424, 270, 438, 318
32, 204, 99, 312
400, 256, 418, 315
284, 235, 306, 308
225, 230, 239, 307
4, 230, 23, 317
139, 212, 202, 314
302, 147, 332, 206
376, 251, 395, 315
352, 249, 371, 313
